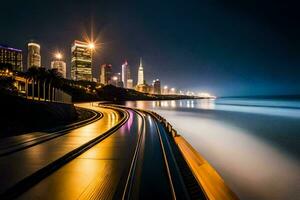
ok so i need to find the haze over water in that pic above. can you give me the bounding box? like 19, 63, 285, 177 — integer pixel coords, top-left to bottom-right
125, 98, 300, 200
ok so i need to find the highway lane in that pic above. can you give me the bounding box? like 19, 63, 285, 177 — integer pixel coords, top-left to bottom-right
18, 107, 142, 200
0, 103, 123, 196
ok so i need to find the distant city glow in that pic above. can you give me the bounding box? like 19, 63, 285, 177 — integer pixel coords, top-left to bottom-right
198, 92, 216, 99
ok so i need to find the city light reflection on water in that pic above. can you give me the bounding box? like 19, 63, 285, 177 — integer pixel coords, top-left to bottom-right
137, 99, 215, 110
125, 99, 300, 200
132, 98, 300, 118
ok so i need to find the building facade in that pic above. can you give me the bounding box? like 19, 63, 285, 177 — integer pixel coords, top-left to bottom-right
27, 42, 41, 69
71, 40, 92, 81
152, 79, 161, 94
112, 73, 123, 87
116, 72, 123, 87
137, 57, 144, 85
100, 64, 112, 85
135, 83, 150, 93
127, 79, 133, 89
121, 61, 131, 88
51, 60, 66, 78
0, 45, 23, 71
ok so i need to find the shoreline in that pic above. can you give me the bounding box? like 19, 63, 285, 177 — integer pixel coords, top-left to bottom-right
73, 97, 215, 103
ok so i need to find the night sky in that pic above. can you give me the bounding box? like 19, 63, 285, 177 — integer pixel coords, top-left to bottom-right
1, 0, 299, 96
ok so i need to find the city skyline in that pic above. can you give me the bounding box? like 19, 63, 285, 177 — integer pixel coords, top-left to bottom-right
1, 1, 299, 96
1, 40, 191, 95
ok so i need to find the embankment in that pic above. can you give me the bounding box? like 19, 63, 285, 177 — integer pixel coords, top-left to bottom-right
0, 93, 78, 137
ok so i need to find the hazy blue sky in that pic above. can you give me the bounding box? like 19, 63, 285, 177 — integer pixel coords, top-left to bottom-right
1, 0, 299, 96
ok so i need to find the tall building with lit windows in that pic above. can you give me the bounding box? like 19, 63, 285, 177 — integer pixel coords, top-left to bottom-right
27, 42, 41, 69
100, 64, 112, 85
152, 79, 161, 94
71, 40, 92, 81
137, 57, 144, 85
51, 60, 66, 78
121, 60, 131, 88
0, 44, 23, 71
127, 79, 133, 89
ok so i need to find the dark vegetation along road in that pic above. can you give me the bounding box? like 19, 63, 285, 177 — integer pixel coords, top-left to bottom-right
0, 103, 209, 200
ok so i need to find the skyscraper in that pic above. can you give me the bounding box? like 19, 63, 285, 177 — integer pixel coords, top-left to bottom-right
100, 64, 112, 85
127, 79, 133, 89
152, 79, 161, 94
112, 72, 123, 87
121, 61, 131, 88
0, 44, 23, 71
116, 72, 123, 87
137, 57, 144, 85
71, 40, 92, 81
27, 42, 41, 69
51, 53, 66, 78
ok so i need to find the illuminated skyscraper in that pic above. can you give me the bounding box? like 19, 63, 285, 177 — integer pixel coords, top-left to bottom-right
71, 40, 92, 81
100, 64, 112, 85
27, 42, 41, 69
152, 79, 161, 94
137, 57, 144, 85
0, 44, 23, 71
121, 61, 131, 88
117, 72, 123, 87
51, 57, 66, 78
127, 79, 133, 89
112, 72, 123, 87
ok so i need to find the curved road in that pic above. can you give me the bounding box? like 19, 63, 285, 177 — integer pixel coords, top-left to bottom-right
0, 103, 122, 197
17, 106, 177, 199
1, 103, 202, 199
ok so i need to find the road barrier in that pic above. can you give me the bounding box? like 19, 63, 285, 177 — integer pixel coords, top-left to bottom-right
150, 111, 178, 137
